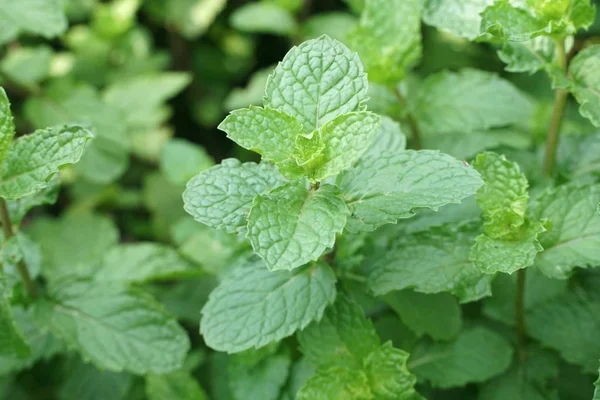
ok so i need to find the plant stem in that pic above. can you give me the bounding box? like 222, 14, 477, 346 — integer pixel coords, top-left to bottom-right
542, 39, 568, 177
0, 199, 37, 298
393, 87, 422, 150
515, 268, 527, 364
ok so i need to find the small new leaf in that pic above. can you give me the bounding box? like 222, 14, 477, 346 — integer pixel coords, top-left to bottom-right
200, 259, 336, 353
0, 125, 93, 200
247, 183, 348, 271
183, 159, 287, 234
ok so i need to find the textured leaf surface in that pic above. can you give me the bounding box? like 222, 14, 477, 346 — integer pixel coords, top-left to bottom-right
0, 274, 29, 357
364, 343, 422, 400
529, 184, 600, 278
498, 37, 555, 73
409, 328, 513, 388
0, 0, 67, 44
422, 0, 494, 40
527, 290, 600, 372
264, 36, 368, 133
349, 0, 421, 84
479, 0, 550, 42
368, 223, 491, 302
340, 149, 483, 232
0, 88, 15, 169
413, 69, 532, 135
247, 183, 348, 271
27, 213, 119, 280
384, 291, 462, 341
298, 296, 379, 367
93, 243, 200, 283
38, 279, 190, 374
200, 260, 336, 353
297, 366, 372, 400
568, 45, 600, 127
0, 125, 92, 200
183, 159, 287, 234
146, 370, 207, 400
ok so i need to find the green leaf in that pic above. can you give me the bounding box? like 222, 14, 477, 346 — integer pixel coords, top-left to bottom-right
469, 220, 546, 274
297, 366, 372, 400
422, 0, 494, 40
527, 289, 600, 372
298, 296, 379, 368
472, 152, 529, 238
384, 291, 462, 341
229, 352, 291, 400
413, 69, 533, 135
301, 12, 358, 41
497, 37, 555, 73
479, 346, 560, 400
160, 139, 213, 186
529, 184, 600, 279
200, 259, 336, 353
340, 149, 483, 232
595, 367, 600, 400
567, 45, 600, 127
0, 0, 67, 44
37, 278, 190, 374
0, 88, 15, 170
183, 159, 287, 234
0, 274, 30, 357
482, 270, 567, 327
409, 327, 513, 388
264, 35, 368, 133
92, 243, 200, 283
146, 370, 207, 400
363, 343, 423, 400
368, 223, 491, 302
59, 357, 133, 400
230, 3, 297, 36
24, 84, 129, 184
349, 0, 421, 84
6, 177, 59, 225
225, 68, 272, 111
27, 213, 119, 280
479, 0, 551, 42
0, 125, 93, 200
0, 46, 52, 91
103, 73, 191, 131
247, 183, 348, 271
147, 0, 226, 38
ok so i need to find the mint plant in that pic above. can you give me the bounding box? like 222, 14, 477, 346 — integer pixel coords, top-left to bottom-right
3, 0, 600, 398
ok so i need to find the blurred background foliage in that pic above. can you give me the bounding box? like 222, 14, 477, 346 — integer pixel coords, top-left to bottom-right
2, 0, 600, 399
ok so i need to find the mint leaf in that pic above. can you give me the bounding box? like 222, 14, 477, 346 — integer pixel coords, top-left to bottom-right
160, 139, 213, 186
230, 2, 297, 36
423, 0, 494, 40
37, 278, 190, 374
413, 69, 533, 135
6, 177, 59, 225
409, 327, 513, 388
218, 107, 305, 177
469, 220, 546, 274
368, 223, 491, 302
0, 0, 67, 44
364, 343, 422, 400
0, 88, 15, 169
264, 36, 368, 133
384, 291, 462, 341
229, 352, 291, 400
527, 289, 600, 372
59, 358, 133, 400
297, 366, 372, 400
183, 159, 287, 234
307, 112, 380, 181
497, 37, 555, 73
27, 213, 119, 279
200, 260, 336, 353
0, 46, 52, 91
340, 150, 483, 232
0, 274, 30, 357
529, 184, 600, 278
567, 44, 600, 127
0, 125, 93, 200
479, 1, 550, 42
93, 243, 200, 283
349, 0, 421, 84
247, 183, 348, 271
146, 369, 207, 400
298, 296, 379, 367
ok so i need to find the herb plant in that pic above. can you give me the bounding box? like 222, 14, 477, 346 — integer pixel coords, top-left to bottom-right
2, 0, 600, 399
